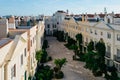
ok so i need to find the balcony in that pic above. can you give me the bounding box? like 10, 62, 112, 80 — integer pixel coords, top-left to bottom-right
105, 52, 111, 58
114, 55, 120, 63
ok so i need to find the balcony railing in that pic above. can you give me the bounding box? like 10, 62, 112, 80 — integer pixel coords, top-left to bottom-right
105, 52, 111, 58
114, 55, 120, 63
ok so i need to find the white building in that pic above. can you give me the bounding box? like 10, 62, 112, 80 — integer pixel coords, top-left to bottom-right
0, 17, 45, 80
45, 10, 67, 36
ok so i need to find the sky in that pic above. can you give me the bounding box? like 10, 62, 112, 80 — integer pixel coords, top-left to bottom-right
0, 0, 120, 16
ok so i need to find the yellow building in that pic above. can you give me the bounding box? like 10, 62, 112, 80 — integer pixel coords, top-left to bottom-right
62, 15, 120, 74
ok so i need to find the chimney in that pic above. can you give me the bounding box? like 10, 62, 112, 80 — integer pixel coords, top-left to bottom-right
8, 16, 16, 29
0, 19, 8, 39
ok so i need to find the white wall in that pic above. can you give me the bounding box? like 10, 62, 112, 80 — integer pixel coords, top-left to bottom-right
8, 23, 15, 29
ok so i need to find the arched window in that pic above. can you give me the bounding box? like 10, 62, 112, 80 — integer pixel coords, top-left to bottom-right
108, 18, 110, 23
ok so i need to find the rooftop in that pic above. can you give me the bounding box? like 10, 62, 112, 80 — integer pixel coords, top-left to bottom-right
57, 10, 66, 13
114, 14, 120, 18
0, 19, 7, 24
0, 38, 12, 48
87, 14, 94, 18
74, 17, 82, 21
9, 29, 27, 39
109, 24, 120, 31
16, 26, 32, 29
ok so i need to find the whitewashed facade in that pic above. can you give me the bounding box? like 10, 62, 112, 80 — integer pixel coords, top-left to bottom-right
0, 18, 45, 80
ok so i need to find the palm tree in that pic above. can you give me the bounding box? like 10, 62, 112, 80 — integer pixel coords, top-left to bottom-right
54, 58, 67, 70
54, 58, 67, 79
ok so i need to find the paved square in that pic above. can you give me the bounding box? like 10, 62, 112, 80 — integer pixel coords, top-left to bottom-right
46, 37, 105, 80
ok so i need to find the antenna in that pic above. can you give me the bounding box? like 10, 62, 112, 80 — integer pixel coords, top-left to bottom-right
66, 9, 69, 14
104, 7, 107, 14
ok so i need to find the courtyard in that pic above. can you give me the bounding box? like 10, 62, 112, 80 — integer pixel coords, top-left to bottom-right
46, 37, 105, 80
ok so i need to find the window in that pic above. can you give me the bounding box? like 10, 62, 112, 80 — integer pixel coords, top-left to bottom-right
24, 48, 26, 57
54, 25, 56, 28
31, 40, 32, 47
33, 37, 34, 43
31, 58, 32, 69
52, 24, 54, 28
11, 64, 16, 79
107, 32, 111, 39
82, 28, 84, 31
90, 29, 92, 33
108, 18, 110, 23
33, 52, 35, 62
117, 49, 120, 57
95, 30, 97, 35
107, 45, 111, 53
119, 65, 120, 72
115, 63, 118, 71
47, 24, 50, 28
94, 41, 97, 46
86, 38, 88, 43
106, 59, 110, 66
75, 26, 77, 29
101, 32, 103, 36
21, 54, 23, 65
117, 34, 120, 41
86, 28, 89, 32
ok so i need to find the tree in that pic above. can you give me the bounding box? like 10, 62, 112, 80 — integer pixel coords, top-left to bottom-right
85, 51, 96, 70
35, 50, 42, 62
110, 66, 119, 80
55, 30, 65, 42
54, 58, 67, 79
75, 33, 83, 53
95, 39, 106, 57
106, 66, 119, 80
54, 58, 67, 70
67, 36, 76, 46
42, 39, 48, 49
95, 39, 106, 73
35, 49, 48, 63
35, 65, 53, 80
65, 36, 77, 50
75, 33, 83, 45
64, 32, 68, 42
84, 39, 106, 76
87, 40, 94, 52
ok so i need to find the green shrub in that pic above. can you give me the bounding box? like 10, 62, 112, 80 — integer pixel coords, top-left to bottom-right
55, 71, 64, 79
93, 71, 102, 77
42, 39, 49, 49
35, 65, 53, 80
28, 76, 32, 80
73, 55, 76, 60
47, 56, 52, 61
54, 67, 59, 73
54, 58, 67, 69
36, 49, 48, 63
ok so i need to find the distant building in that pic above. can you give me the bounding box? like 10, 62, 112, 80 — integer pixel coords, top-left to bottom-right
45, 10, 67, 36
0, 19, 8, 39
8, 16, 16, 29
